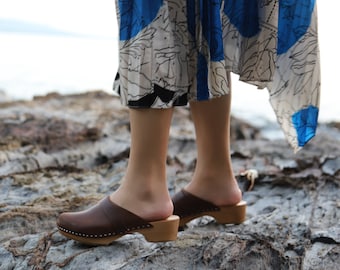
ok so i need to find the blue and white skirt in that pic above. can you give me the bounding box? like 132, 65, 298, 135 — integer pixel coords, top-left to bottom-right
114, 0, 320, 151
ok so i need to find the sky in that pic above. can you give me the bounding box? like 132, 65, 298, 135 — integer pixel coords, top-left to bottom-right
0, 1, 338, 122
0, 0, 118, 38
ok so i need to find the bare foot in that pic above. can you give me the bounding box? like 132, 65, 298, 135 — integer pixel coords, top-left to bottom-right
109, 184, 174, 222
184, 176, 243, 207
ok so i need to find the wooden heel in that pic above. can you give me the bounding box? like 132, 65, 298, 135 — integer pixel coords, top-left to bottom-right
211, 201, 247, 224
141, 215, 179, 242
173, 190, 248, 228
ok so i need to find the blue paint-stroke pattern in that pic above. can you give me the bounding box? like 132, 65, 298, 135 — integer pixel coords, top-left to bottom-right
278, 0, 316, 54
292, 105, 319, 147
118, 0, 163, 40
200, 0, 224, 61
196, 53, 210, 100
223, 0, 260, 38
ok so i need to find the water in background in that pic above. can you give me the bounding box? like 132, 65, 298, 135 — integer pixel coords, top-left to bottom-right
0, 33, 118, 100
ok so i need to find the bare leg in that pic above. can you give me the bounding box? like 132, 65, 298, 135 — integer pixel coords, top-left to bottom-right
187, 93, 242, 206
110, 108, 174, 221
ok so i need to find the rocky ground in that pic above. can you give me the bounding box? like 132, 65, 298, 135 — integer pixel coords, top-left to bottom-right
0, 91, 339, 270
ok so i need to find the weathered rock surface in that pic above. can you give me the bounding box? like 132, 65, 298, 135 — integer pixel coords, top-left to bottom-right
0, 91, 339, 270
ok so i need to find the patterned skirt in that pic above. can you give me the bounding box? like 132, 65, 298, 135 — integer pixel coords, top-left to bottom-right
113, 0, 320, 151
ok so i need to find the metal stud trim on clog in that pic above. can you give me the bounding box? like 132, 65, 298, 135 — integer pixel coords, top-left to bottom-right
57, 223, 152, 239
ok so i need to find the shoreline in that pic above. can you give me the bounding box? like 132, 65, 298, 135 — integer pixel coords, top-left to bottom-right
0, 88, 337, 124
0, 89, 338, 143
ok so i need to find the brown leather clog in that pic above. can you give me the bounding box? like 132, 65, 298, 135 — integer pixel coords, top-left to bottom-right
57, 196, 179, 245
172, 189, 246, 228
